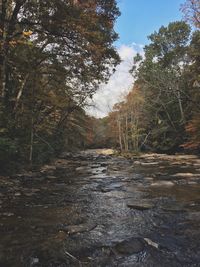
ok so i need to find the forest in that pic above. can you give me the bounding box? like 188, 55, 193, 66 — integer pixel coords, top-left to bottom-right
1, 1, 200, 267
0, 0, 199, 171
0, 0, 120, 173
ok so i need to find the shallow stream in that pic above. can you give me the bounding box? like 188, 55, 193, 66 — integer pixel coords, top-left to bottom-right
1, 150, 200, 266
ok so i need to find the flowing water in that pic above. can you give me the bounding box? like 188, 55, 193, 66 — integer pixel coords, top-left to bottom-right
1, 150, 200, 266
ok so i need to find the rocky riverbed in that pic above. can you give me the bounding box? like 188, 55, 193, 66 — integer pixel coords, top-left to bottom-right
1, 150, 200, 266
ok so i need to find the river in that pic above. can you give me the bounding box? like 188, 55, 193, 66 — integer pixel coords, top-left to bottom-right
1, 149, 200, 266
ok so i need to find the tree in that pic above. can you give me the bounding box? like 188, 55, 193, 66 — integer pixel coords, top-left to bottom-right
182, 30, 200, 150
181, 0, 200, 29
106, 85, 146, 152
130, 21, 192, 152
0, 0, 120, 170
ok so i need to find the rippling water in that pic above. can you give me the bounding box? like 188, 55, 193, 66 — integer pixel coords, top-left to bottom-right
1, 150, 200, 266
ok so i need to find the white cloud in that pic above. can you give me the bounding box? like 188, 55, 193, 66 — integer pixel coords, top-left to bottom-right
86, 43, 144, 118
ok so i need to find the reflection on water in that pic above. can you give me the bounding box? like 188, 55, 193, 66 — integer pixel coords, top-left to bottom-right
1, 150, 200, 266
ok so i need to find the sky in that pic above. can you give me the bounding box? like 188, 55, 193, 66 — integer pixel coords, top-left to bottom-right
87, 0, 185, 117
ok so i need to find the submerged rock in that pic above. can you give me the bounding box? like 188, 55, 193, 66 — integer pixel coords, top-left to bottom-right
161, 204, 186, 213
127, 203, 153, 210
114, 237, 145, 255
59, 222, 97, 235
172, 173, 199, 178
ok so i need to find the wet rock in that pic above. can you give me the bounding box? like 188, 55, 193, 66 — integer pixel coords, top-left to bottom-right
76, 166, 91, 173
151, 181, 174, 187
145, 177, 154, 181
133, 161, 141, 165
109, 166, 120, 171
59, 222, 97, 235
14, 192, 21, 196
114, 237, 145, 255
172, 173, 199, 178
100, 163, 108, 167
30, 257, 39, 266
15, 171, 36, 179
101, 188, 111, 193
46, 175, 57, 180
97, 149, 115, 155
140, 162, 159, 166
24, 192, 36, 197
161, 203, 186, 212
40, 165, 56, 175
59, 152, 73, 159
127, 203, 153, 210
144, 238, 159, 249
91, 164, 101, 169
55, 230, 68, 241
2, 212, 14, 216
187, 181, 198, 185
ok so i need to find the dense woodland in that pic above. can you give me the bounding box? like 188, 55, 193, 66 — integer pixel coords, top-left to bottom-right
0, 0, 200, 174
0, 0, 120, 173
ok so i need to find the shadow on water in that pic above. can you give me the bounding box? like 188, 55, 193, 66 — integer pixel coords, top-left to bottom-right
1, 150, 200, 266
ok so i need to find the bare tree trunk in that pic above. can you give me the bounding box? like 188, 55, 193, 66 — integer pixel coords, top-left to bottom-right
13, 74, 29, 111
177, 90, 185, 123
29, 117, 34, 164
117, 116, 123, 151
0, 1, 8, 99
125, 113, 129, 151
122, 132, 126, 151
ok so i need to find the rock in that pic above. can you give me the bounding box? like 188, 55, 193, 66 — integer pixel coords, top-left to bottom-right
127, 203, 153, 210
91, 164, 101, 169
40, 165, 56, 174
30, 257, 39, 266
101, 188, 111, 193
99, 149, 115, 155
161, 203, 186, 212
59, 222, 97, 235
144, 238, 159, 249
172, 173, 199, 178
140, 162, 159, 166
14, 192, 21, 196
114, 237, 145, 255
59, 152, 73, 159
133, 161, 141, 165
76, 166, 91, 172
145, 177, 154, 181
46, 175, 57, 180
2, 212, 14, 216
151, 181, 174, 187
109, 166, 120, 171
24, 192, 35, 197
100, 163, 108, 167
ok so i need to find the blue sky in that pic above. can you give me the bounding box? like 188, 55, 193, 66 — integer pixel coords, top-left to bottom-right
88, 0, 186, 117
116, 0, 185, 46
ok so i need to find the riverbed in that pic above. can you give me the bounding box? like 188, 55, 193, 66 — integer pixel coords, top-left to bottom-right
1, 150, 200, 266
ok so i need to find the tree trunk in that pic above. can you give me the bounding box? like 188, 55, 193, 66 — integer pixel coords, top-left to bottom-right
125, 113, 129, 151
117, 116, 123, 151
177, 90, 185, 123
29, 117, 34, 164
